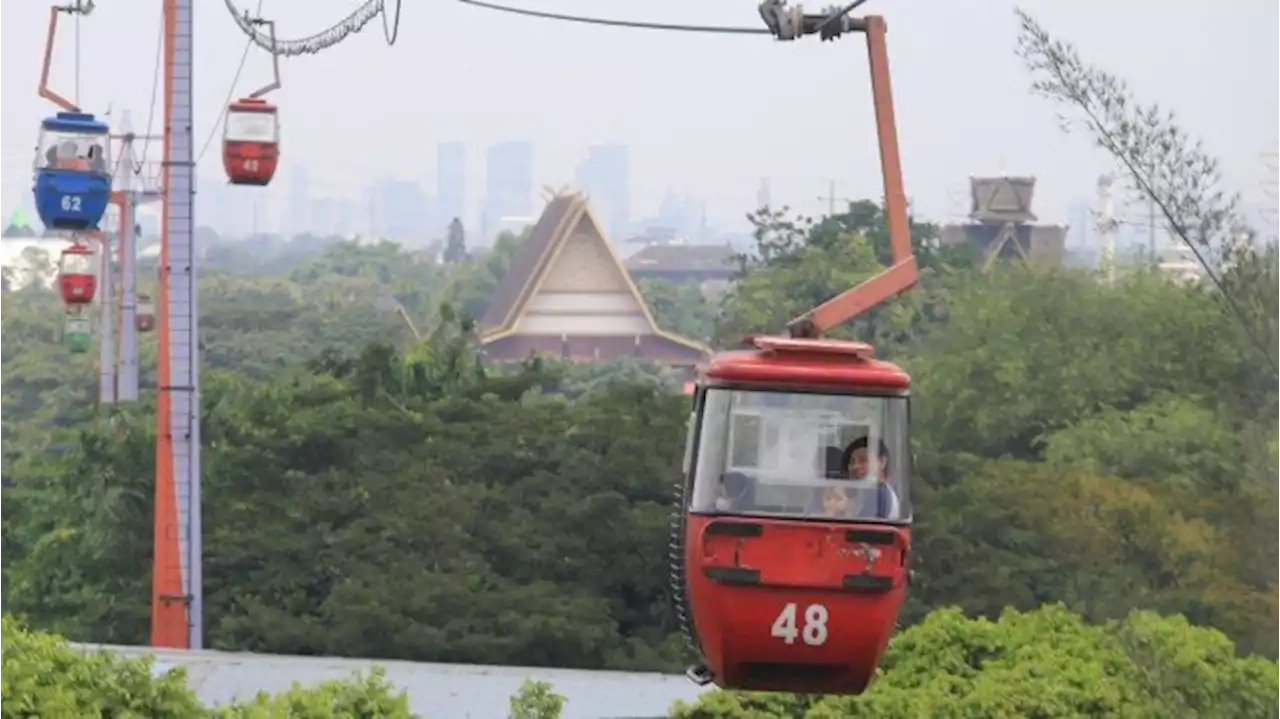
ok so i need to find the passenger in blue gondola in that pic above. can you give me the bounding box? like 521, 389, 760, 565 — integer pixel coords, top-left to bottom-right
41, 139, 76, 170
39, 133, 108, 174
86, 143, 107, 173
44, 138, 75, 170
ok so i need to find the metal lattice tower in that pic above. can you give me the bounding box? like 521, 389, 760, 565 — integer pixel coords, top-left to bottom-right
149, 0, 399, 651
97, 110, 164, 405
97, 226, 116, 405
152, 0, 202, 650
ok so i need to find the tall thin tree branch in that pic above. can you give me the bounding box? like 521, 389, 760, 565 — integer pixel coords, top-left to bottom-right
1014, 8, 1277, 375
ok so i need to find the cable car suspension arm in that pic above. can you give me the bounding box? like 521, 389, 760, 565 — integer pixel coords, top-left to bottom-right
780, 4, 918, 338
242, 17, 281, 98
38, 1, 95, 113
222, 0, 401, 57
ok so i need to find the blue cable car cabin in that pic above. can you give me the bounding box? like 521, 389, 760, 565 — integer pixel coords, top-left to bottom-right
33, 112, 112, 231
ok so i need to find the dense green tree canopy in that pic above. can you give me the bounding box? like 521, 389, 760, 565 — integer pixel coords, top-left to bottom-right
5, 201, 1273, 678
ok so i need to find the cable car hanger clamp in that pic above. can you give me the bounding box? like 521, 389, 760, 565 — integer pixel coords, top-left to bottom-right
202, 1, 401, 161
197, 0, 265, 165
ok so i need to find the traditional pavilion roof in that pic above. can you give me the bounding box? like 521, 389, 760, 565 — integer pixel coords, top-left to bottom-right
479, 191, 709, 357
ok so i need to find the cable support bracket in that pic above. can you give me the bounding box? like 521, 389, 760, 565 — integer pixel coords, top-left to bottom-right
758, 0, 873, 42
222, 0, 400, 57
55, 0, 94, 15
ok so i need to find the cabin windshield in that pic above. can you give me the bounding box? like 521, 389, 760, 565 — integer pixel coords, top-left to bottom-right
60, 251, 94, 275
690, 388, 911, 522
224, 109, 278, 143
38, 129, 111, 173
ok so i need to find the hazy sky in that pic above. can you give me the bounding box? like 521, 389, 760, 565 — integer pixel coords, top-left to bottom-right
2, 0, 1276, 233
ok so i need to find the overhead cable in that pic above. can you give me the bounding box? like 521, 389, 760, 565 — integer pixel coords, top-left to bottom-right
455, 0, 770, 35
455, 0, 874, 40
136, 12, 164, 173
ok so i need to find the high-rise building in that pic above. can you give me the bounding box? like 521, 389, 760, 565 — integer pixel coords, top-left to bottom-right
437, 142, 466, 229
483, 141, 534, 230
573, 144, 630, 238
369, 178, 430, 241
334, 199, 359, 237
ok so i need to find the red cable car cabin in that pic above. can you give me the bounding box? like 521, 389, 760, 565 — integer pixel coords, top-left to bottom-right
676, 338, 912, 695
222, 98, 279, 186
136, 292, 155, 333
671, 8, 921, 696
58, 243, 96, 306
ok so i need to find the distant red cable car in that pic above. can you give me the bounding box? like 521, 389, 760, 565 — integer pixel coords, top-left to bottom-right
671, 11, 921, 696
222, 98, 280, 186
222, 17, 282, 187
136, 292, 156, 333
58, 242, 96, 306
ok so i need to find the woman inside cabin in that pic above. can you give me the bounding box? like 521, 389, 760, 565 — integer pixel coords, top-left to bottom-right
841, 437, 901, 521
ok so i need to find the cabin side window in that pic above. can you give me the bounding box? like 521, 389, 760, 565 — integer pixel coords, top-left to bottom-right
690, 388, 911, 522
38, 130, 110, 173
224, 110, 278, 143
681, 410, 697, 477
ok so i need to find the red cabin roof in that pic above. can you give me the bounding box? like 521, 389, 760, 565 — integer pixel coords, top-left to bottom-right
228, 97, 277, 114
701, 335, 911, 391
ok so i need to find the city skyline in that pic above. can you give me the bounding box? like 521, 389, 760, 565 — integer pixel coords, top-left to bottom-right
198, 139, 693, 244
2, 0, 1274, 240
13, 131, 1277, 250
3, 141, 1214, 270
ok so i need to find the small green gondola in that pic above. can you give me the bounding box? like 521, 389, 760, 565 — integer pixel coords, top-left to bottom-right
64, 313, 91, 354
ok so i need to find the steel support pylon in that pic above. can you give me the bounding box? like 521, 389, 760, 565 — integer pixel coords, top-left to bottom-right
113, 109, 164, 403
97, 228, 116, 405
153, 0, 202, 650
118, 189, 139, 402
116, 112, 138, 403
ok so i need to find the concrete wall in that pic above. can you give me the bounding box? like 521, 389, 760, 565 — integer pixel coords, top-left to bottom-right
74, 643, 712, 719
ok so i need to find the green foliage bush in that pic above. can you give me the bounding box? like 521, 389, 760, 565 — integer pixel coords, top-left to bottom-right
2, 614, 207, 718
209, 670, 414, 719
1, 614, 566, 719
671, 605, 1280, 719
508, 680, 567, 719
